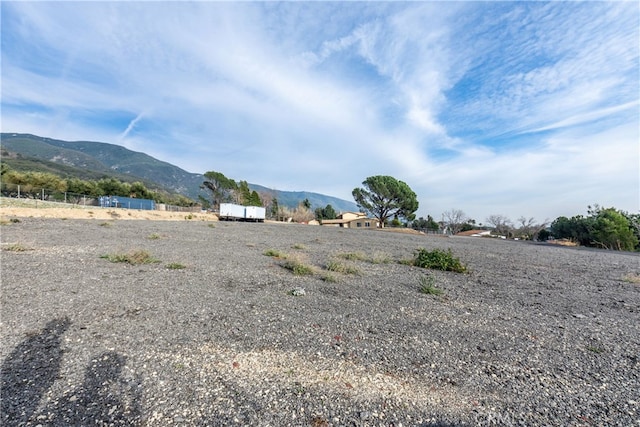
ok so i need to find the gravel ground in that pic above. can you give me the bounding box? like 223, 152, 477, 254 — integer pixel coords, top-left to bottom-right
1, 218, 639, 426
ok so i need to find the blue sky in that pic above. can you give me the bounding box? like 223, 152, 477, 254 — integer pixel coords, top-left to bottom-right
2, 1, 638, 223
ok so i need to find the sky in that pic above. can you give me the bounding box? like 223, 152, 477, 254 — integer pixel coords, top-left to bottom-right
1, 1, 638, 223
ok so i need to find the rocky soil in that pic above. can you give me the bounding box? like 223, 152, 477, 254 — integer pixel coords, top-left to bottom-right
1, 217, 639, 426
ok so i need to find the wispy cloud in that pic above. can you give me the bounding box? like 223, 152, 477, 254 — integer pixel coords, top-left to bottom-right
1, 1, 638, 221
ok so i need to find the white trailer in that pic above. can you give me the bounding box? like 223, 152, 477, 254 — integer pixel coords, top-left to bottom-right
245, 206, 266, 222
219, 203, 265, 222
219, 203, 246, 221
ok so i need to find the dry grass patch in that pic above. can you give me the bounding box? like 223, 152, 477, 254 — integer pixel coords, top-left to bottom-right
3, 243, 32, 252
101, 249, 160, 265
280, 254, 315, 276
622, 273, 640, 284
166, 262, 187, 270
335, 251, 368, 261
325, 259, 361, 275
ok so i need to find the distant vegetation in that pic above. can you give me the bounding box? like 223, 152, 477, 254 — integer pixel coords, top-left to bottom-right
412, 205, 638, 252
1, 133, 359, 213
550, 205, 639, 251
1, 165, 196, 207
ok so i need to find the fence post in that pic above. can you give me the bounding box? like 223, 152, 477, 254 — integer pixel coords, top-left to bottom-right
18, 185, 20, 198
42, 188, 45, 200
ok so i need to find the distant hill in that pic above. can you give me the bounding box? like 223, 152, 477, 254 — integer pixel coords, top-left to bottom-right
0, 133, 358, 212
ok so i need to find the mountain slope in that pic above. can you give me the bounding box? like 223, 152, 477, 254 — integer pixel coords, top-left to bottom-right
0, 133, 358, 212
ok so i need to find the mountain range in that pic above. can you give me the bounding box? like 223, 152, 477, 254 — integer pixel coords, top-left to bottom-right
0, 133, 358, 212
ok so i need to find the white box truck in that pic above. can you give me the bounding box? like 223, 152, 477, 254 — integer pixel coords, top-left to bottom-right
219, 203, 265, 222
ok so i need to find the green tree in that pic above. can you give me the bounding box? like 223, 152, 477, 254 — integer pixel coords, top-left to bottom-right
236, 180, 252, 205
592, 208, 638, 251
97, 178, 129, 196
270, 197, 279, 220
129, 181, 152, 199
202, 171, 237, 211
411, 215, 440, 232
314, 204, 337, 222
352, 175, 418, 227
323, 204, 337, 220
302, 198, 311, 210
66, 178, 98, 197
551, 205, 638, 251
249, 190, 262, 206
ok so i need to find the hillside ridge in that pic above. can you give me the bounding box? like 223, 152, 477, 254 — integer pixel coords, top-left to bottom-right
0, 133, 358, 211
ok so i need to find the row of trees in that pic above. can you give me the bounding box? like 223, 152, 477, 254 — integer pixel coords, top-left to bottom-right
422, 206, 638, 251
350, 175, 637, 252
550, 205, 639, 251
1, 167, 195, 206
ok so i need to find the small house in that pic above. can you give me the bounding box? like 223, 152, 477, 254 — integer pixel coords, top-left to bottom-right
321, 212, 379, 229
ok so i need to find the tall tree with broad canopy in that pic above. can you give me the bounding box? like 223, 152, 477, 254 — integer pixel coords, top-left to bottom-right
201, 171, 237, 211
352, 175, 418, 227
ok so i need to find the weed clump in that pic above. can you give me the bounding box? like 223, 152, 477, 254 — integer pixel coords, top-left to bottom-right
325, 260, 361, 275
336, 252, 367, 261
101, 250, 160, 265
264, 249, 286, 258
418, 275, 443, 295
413, 248, 467, 273
622, 273, 640, 284
3, 243, 31, 252
281, 258, 315, 276
166, 262, 186, 270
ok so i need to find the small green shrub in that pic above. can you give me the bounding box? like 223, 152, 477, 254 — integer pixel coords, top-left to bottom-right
418, 275, 443, 295
101, 250, 160, 265
99, 222, 112, 227
370, 252, 392, 264
166, 262, 186, 270
207, 223, 216, 228
291, 243, 306, 250
281, 258, 314, 276
3, 243, 31, 252
320, 273, 338, 283
147, 233, 161, 240
336, 252, 367, 261
264, 249, 286, 258
413, 248, 467, 273
326, 260, 361, 275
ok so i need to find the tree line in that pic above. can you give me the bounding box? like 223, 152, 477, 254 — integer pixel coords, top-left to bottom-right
1, 166, 196, 207
350, 175, 637, 252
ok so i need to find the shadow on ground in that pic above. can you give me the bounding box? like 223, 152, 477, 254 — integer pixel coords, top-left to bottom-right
1, 317, 142, 426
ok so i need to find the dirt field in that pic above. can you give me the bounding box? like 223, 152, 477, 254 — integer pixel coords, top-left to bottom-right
0, 199, 216, 222
1, 204, 639, 426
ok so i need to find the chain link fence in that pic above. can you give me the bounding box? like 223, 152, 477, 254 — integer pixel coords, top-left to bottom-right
0, 182, 200, 212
